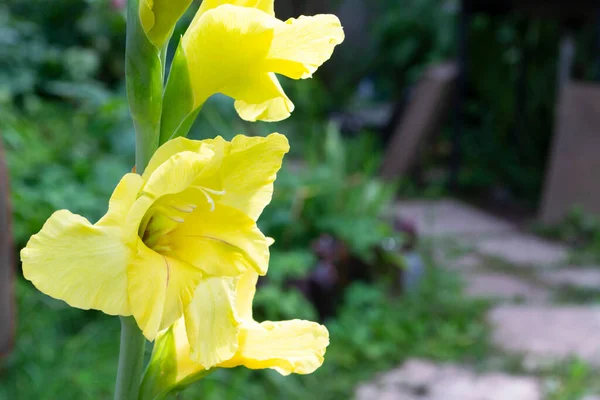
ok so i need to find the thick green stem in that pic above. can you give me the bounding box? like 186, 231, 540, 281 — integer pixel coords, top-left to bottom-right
114, 317, 147, 400
120, 0, 172, 396
126, 0, 163, 173
134, 118, 159, 174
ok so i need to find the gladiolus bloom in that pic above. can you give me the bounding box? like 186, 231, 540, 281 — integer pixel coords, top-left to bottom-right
21, 133, 289, 368
173, 0, 344, 123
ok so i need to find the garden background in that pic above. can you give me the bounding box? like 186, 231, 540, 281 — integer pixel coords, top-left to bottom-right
2, 0, 600, 399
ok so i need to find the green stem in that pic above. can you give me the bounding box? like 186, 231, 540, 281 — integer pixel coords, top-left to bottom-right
126, 0, 163, 173
114, 317, 147, 400
120, 0, 167, 396
135, 118, 159, 174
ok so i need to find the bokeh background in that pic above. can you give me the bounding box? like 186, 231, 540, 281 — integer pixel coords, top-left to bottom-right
2, 0, 600, 399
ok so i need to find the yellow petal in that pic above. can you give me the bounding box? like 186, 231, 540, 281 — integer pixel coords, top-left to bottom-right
235, 270, 258, 321
139, 0, 193, 47
231, 73, 294, 122
182, 5, 278, 108
168, 201, 270, 276
266, 14, 345, 79
184, 277, 240, 368
144, 134, 289, 221
128, 240, 203, 340
96, 173, 145, 231
143, 149, 215, 199
195, 0, 274, 20
217, 133, 289, 220
221, 320, 329, 375
142, 137, 207, 181
21, 210, 131, 316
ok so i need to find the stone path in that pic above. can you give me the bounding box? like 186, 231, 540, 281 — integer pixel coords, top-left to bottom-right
476, 234, 568, 267
539, 268, 600, 291
358, 198, 600, 399
490, 306, 600, 366
394, 199, 513, 237
465, 272, 548, 302
356, 359, 542, 400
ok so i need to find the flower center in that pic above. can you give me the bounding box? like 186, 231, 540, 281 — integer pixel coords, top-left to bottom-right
140, 185, 226, 254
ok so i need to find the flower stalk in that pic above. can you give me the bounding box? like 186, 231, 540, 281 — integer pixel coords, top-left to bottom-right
126, 0, 163, 172
20, 2, 345, 399
114, 0, 165, 398
114, 317, 147, 400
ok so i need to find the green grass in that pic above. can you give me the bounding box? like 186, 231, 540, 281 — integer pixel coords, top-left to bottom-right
0, 280, 121, 399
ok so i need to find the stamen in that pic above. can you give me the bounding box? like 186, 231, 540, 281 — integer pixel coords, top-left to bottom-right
170, 204, 195, 213
201, 187, 226, 196
191, 185, 226, 212
198, 189, 216, 212
166, 215, 185, 223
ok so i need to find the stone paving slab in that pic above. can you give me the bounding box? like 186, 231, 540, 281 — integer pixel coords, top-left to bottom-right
476, 234, 568, 267
582, 396, 600, 400
435, 252, 483, 272
465, 272, 548, 302
449, 254, 483, 271
355, 359, 542, 400
394, 199, 513, 237
538, 268, 600, 291
489, 306, 600, 365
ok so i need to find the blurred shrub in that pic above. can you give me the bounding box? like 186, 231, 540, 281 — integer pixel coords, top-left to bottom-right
261, 124, 399, 262
0, 0, 126, 101
2, 97, 134, 248
457, 16, 561, 204
0, 280, 120, 399
373, 0, 456, 99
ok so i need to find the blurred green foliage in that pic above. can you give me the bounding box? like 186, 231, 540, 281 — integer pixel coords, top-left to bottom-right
457, 16, 561, 204
1, 0, 126, 101
534, 207, 600, 265
262, 124, 399, 261
2, 98, 134, 249
373, 0, 455, 98
546, 359, 597, 400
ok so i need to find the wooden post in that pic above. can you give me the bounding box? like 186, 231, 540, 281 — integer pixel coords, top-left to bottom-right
0, 140, 14, 358
539, 82, 600, 223
380, 63, 458, 180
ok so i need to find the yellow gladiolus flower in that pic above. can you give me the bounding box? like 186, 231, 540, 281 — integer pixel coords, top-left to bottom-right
139, 0, 193, 47
141, 270, 329, 398
21, 133, 289, 368
171, 0, 344, 124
